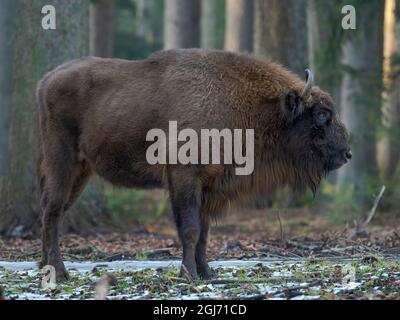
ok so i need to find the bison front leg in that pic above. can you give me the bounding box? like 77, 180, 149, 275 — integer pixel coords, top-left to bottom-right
195, 214, 214, 279
168, 170, 201, 280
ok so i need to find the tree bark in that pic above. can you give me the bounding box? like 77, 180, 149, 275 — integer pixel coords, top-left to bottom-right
0, 0, 109, 236
253, 0, 308, 207
135, 0, 151, 39
90, 0, 115, 57
254, 0, 308, 76
307, 0, 345, 186
377, 0, 400, 179
307, 0, 343, 102
201, 0, 224, 49
337, 2, 384, 199
164, 0, 200, 49
224, 0, 254, 52
0, 0, 15, 178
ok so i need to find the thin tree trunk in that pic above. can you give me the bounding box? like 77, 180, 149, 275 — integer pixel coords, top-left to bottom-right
307, 0, 344, 185
377, 0, 400, 179
0, 0, 15, 178
90, 0, 115, 57
201, 0, 224, 49
309, 0, 343, 104
135, 0, 150, 38
337, 2, 384, 201
224, 0, 254, 52
201, 0, 218, 49
164, 0, 200, 49
254, 0, 308, 76
307, 0, 319, 73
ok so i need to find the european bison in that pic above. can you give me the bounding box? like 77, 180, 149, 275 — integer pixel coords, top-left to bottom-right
37, 49, 351, 281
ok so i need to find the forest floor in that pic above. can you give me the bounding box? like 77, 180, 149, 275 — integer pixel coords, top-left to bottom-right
0, 209, 399, 300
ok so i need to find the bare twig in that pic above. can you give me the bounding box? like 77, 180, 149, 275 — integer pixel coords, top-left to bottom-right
343, 238, 383, 256
362, 185, 386, 229
276, 211, 284, 245
349, 186, 386, 238
180, 264, 194, 283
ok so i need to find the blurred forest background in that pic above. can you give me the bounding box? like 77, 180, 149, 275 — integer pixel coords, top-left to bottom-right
0, 0, 399, 237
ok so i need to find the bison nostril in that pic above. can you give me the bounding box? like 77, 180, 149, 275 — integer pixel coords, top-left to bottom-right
345, 150, 352, 160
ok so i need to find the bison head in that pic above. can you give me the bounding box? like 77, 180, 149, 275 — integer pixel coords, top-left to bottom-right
280, 70, 351, 192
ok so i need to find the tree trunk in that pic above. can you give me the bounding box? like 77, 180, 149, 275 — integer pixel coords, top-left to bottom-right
0, 0, 109, 237
307, 0, 344, 185
307, 0, 319, 73
224, 0, 254, 52
90, 0, 115, 57
337, 2, 384, 203
377, 0, 400, 179
253, 0, 308, 208
135, 0, 151, 39
254, 0, 308, 76
164, 0, 200, 49
0, 0, 15, 178
201, 0, 225, 49
307, 0, 342, 93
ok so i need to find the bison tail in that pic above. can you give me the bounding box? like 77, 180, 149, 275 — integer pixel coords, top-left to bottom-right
36, 80, 47, 215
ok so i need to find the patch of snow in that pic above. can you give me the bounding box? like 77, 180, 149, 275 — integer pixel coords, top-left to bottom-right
290, 295, 320, 300
0, 260, 277, 273
333, 281, 361, 294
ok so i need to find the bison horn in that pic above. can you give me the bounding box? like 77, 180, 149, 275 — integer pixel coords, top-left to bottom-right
301, 69, 314, 99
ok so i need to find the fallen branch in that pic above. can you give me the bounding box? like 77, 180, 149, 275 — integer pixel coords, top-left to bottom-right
101, 253, 128, 261
236, 280, 322, 300
179, 264, 202, 293
364, 186, 386, 226
208, 278, 270, 285
167, 276, 274, 286
286, 240, 321, 251
349, 185, 386, 238
142, 247, 174, 256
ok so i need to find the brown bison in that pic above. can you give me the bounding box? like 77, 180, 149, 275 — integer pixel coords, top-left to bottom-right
37, 49, 351, 281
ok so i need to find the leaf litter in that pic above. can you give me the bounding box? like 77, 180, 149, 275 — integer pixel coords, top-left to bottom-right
1, 209, 399, 300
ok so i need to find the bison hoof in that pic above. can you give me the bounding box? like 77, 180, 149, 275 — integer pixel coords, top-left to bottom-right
55, 267, 69, 282
46, 259, 70, 283
198, 265, 215, 280
38, 259, 47, 270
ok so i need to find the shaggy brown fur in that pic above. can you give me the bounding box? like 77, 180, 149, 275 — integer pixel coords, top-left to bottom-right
37, 49, 350, 280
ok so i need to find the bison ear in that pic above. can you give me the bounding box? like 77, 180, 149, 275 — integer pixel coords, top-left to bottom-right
281, 90, 303, 124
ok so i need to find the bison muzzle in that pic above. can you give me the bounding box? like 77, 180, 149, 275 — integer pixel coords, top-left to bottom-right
36, 49, 351, 281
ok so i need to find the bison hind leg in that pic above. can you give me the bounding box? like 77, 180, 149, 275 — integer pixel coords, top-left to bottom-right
39, 125, 92, 282
40, 160, 91, 281
64, 160, 92, 212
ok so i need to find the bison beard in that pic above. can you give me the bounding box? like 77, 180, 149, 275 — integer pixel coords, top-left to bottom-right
36, 49, 350, 281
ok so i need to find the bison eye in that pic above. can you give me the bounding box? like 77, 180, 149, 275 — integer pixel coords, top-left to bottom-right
315, 110, 329, 126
